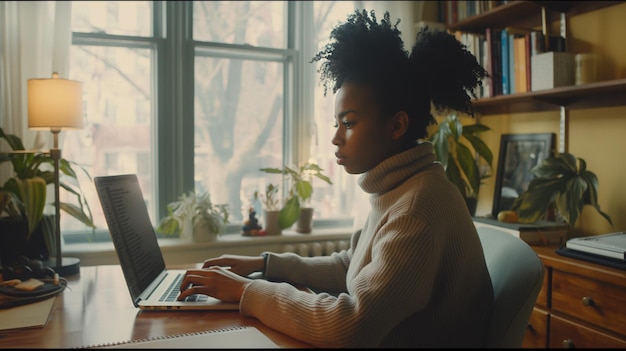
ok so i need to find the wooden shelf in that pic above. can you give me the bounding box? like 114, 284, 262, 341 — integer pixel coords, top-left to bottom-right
448, 1, 624, 33
472, 78, 626, 116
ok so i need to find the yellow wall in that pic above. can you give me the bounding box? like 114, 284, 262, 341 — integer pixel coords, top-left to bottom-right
476, 3, 626, 236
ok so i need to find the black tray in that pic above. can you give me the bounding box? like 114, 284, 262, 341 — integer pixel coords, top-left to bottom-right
556, 246, 626, 271
0, 282, 65, 308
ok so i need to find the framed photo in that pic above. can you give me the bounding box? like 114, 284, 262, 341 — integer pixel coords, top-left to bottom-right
491, 133, 556, 218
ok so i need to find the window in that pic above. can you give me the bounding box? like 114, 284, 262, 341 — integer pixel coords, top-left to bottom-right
64, 1, 414, 242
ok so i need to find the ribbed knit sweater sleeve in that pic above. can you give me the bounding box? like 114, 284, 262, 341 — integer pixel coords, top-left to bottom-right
239, 143, 493, 348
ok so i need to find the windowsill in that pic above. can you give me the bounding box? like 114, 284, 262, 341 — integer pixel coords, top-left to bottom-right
64, 226, 354, 266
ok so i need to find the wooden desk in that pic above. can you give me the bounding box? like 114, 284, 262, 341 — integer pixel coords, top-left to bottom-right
0, 265, 311, 348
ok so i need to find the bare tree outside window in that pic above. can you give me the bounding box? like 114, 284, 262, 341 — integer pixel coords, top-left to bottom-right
62, 1, 412, 241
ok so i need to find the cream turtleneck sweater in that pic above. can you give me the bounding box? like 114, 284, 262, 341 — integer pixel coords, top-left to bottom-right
240, 143, 494, 348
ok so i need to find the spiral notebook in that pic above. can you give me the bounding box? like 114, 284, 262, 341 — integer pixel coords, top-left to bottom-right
79, 326, 278, 348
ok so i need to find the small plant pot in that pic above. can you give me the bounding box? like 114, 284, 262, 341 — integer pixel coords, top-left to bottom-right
296, 207, 314, 234
263, 210, 282, 236
192, 220, 219, 242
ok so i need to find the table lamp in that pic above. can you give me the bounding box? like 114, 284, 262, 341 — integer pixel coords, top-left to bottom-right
27, 72, 83, 276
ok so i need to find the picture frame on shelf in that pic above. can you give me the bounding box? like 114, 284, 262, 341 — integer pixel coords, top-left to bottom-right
491, 133, 556, 218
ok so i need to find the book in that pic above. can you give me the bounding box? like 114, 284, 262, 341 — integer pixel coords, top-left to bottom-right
484, 27, 494, 98
78, 326, 279, 349
473, 217, 568, 246
508, 32, 516, 94
492, 29, 502, 96
500, 28, 510, 95
565, 232, 626, 260
513, 35, 528, 93
524, 33, 532, 92
529, 31, 545, 56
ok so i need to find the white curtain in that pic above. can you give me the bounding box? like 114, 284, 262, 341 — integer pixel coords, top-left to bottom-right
0, 0, 72, 182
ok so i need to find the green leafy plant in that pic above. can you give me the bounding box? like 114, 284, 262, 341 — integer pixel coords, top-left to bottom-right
156, 191, 230, 237
259, 162, 332, 229
429, 114, 493, 210
0, 127, 95, 242
511, 152, 612, 227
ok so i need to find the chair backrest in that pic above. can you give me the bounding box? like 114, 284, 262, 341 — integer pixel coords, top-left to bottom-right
477, 226, 545, 348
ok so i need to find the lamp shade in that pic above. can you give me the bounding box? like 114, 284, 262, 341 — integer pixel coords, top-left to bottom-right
28, 72, 83, 130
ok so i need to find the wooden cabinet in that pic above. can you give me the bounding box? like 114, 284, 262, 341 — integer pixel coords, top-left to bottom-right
525, 246, 626, 348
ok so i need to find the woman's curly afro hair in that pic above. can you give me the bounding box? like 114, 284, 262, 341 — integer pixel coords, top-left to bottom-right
311, 9, 487, 140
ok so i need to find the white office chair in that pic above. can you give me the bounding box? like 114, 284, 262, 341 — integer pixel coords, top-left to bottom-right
477, 226, 545, 348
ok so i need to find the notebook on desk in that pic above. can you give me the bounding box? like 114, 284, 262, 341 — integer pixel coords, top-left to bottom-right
94, 174, 239, 311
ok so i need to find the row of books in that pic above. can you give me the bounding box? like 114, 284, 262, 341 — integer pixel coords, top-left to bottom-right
455, 27, 565, 99
440, 1, 509, 26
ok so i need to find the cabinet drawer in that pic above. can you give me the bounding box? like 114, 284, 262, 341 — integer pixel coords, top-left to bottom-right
522, 307, 548, 348
550, 314, 626, 348
552, 269, 626, 337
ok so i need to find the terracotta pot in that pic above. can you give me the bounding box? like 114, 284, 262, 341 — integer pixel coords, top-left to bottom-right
263, 210, 282, 236
296, 207, 314, 234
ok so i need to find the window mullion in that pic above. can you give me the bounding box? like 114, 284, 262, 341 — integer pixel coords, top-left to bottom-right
286, 1, 315, 168
156, 1, 195, 219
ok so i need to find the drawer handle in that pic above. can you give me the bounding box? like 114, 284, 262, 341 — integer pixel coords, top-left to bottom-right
563, 339, 575, 348
581, 296, 594, 306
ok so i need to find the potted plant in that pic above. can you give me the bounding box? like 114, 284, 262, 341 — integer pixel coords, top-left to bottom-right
0, 127, 95, 265
259, 162, 332, 233
253, 183, 282, 235
429, 113, 493, 215
511, 152, 613, 228
156, 191, 230, 242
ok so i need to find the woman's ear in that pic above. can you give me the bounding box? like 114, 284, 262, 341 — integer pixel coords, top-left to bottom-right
390, 111, 409, 140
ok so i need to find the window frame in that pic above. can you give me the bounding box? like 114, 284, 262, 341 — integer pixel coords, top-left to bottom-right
65, 1, 353, 244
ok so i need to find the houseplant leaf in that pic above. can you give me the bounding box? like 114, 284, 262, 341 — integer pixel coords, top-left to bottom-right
445, 157, 466, 198
11, 177, 47, 238
279, 196, 300, 229
429, 114, 493, 207
512, 152, 612, 227
463, 132, 493, 167
295, 180, 313, 203
455, 142, 480, 196
0, 127, 96, 251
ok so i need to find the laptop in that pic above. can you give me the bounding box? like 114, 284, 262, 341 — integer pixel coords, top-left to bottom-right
94, 173, 239, 311
565, 232, 626, 261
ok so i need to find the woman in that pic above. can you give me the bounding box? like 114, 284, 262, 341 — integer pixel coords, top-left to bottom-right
178, 10, 493, 348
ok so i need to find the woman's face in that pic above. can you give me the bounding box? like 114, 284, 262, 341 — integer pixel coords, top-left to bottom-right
331, 82, 404, 174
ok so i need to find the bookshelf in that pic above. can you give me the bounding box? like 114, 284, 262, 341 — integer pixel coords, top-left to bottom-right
444, 0, 626, 152
445, 1, 626, 347
447, 1, 623, 34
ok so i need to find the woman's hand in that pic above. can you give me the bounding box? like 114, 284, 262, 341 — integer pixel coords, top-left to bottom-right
201, 254, 265, 277
178, 266, 252, 303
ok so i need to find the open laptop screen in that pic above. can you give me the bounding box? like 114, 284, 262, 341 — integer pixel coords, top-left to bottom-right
95, 174, 166, 301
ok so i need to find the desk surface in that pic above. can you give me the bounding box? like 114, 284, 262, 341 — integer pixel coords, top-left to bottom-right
0, 264, 310, 348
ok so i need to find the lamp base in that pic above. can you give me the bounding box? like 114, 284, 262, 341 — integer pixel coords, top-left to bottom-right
44, 257, 80, 277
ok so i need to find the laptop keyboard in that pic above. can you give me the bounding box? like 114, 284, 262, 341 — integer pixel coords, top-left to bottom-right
159, 273, 209, 302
